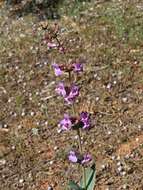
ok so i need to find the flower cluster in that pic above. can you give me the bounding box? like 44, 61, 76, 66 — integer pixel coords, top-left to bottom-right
54, 61, 92, 167
44, 25, 94, 188
59, 112, 91, 131
52, 62, 83, 76
55, 82, 79, 104
68, 151, 92, 165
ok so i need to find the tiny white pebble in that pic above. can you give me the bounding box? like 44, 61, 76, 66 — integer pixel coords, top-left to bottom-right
8, 98, 12, 103
54, 146, 58, 150
122, 97, 128, 103
44, 61, 48, 65
19, 179, 24, 183
57, 128, 62, 133
123, 184, 127, 189
121, 171, 126, 176
107, 131, 111, 135
136, 138, 139, 142
95, 97, 99, 101
117, 161, 121, 166
107, 83, 111, 89
20, 34, 25, 38
4, 124, 8, 128
118, 166, 122, 172
21, 112, 25, 116
0, 159, 6, 165
113, 80, 117, 84
30, 112, 34, 116
111, 155, 116, 160
36, 91, 39, 95
101, 164, 106, 169
17, 125, 22, 129
45, 121, 48, 125
49, 160, 54, 165
11, 146, 15, 150
138, 125, 142, 130
74, 135, 78, 140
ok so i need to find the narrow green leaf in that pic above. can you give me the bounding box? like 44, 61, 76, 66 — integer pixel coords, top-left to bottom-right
80, 164, 96, 190
69, 180, 83, 190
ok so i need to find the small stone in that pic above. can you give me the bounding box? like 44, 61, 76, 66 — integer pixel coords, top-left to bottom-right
117, 161, 121, 166
57, 128, 62, 133
111, 155, 116, 160
121, 171, 126, 176
95, 97, 99, 101
21, 112, 25, 116
107, 131, 111, 135
136, 138, 139, 142
118, 166, 123, 173
49, 160, 54, 165
47, 186, 53, 190
4, 124, 8, 128
54, 146, 58, 150
19, 179, 24, 183
0, 159, 6, 165
122, 97, 128, 103
101, 164, 106, 170
107, 83, 111, 89
17, 125, 22, 129
30, 112, 35, 116
31, 128, 39, 135
11, 146, 16, 150
45, 121, 48, 125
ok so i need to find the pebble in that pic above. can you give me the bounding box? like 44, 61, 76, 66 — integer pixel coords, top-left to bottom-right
122, 97, 128, 103
49, 160, 54, 165
0, 159, 6, 165
19, 179, 24, 183
107, 83, 111, 89
47, 186, 53, 190
30, 111, 35, 116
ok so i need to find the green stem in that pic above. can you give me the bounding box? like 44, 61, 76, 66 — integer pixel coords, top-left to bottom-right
77, 129, 86, 189
69, 71, 86, 189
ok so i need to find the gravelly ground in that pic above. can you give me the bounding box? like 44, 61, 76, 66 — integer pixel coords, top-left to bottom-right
0, 0, 143, 189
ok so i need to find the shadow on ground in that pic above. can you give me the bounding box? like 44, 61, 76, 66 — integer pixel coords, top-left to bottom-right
6, 0, 91, 20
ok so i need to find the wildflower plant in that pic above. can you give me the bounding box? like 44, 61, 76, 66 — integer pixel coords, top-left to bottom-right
45, 24, 96, 190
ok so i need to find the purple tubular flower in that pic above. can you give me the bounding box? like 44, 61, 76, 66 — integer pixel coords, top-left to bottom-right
68, 151, 92, 165
52, 63, 63, 76
59, 114, 72, 131
81, 154, 92, 164
68, 151, 78, 163
56, 83, 79, 104
65, 85, 79, 104
80, 112, 91, 129
55, 82, 66, 97
73, 63, 83, 72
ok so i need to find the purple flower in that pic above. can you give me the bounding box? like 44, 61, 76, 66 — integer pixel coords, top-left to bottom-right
73, 63, 83, 72
55, 82, 66, 97
68, 151, 78, 163
65, 85, 79, 104
56, 83, 79, 104
80, 112, 91, 129
81, 154, 92, 164
59, 114, 72, 131
52, 63, 63, 76
68, 151, 92, 165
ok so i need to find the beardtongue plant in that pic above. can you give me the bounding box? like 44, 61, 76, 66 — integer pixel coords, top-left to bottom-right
45, 24, 96, 190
